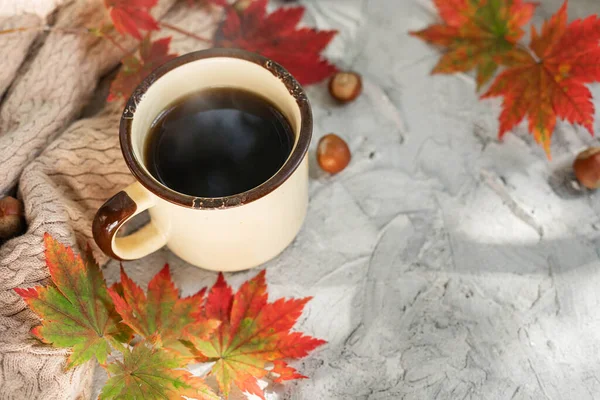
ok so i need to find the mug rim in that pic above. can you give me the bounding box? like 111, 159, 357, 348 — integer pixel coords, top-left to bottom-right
119, 48, 312, 210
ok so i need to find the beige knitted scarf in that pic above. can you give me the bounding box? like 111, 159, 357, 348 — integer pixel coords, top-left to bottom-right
0, 1, 218, 398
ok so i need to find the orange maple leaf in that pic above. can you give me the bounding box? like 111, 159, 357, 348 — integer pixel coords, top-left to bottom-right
410, 0, 537, 88
482, 2, 600, 157
108, 265, 220, 355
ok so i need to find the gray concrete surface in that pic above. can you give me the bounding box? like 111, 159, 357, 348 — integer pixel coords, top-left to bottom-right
95, 0, 600, 398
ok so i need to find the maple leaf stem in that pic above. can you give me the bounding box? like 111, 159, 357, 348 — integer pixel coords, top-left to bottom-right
101, 33, 130, 57
158, 22, 213, 44
0, 25, 90, 36
0, 26, 40, 35
517, 42, 540, 63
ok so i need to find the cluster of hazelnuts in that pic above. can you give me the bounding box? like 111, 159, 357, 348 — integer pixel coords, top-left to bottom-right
4, 68, 598, 240
316, 71, 363, 174
231, 0, 361, 175
322, 71, 600, 199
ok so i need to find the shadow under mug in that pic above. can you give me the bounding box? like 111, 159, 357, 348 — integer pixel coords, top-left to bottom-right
92, 49, 312, 272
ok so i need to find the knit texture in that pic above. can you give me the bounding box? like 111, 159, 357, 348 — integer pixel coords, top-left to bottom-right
0, 1, 217, 398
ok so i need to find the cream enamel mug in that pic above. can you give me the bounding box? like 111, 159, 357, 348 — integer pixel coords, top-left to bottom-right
92, 49, 312, 272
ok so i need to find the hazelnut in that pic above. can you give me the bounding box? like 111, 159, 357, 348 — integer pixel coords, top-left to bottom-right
328, 71, 363, 103
574, 147, 600, 189
317, 134, 351, 174
0, 196, 25, 241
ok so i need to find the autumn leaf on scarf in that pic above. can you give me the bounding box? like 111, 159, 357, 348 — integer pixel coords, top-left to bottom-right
104, 0, 159, 40
108, 36, 178, 102
13, 234, 132, 368
191, 270, 325, 399
100, 341, 219, 400
108, 265, 219, 355
482, 2, 600, 156
214, 0, 338, 85
410, 0, 537, 88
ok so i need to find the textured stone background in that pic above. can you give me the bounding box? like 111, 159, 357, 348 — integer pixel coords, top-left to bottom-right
92, 0, 600, 399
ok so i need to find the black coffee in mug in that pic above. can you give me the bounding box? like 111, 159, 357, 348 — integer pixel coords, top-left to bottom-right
144, 88, 294, 198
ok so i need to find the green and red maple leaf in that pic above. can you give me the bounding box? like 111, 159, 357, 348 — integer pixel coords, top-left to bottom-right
193, 271, 326, 399
100, 341, 218, 400
412, 0, 600, 157
14, 234, 324, 399
14, 234, 131, 368
411, 0, 536, 88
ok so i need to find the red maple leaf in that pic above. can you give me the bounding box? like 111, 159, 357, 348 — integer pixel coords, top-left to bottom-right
108, 36, 178, 102
214, 0, 338, 85
104, 0, 159, 40
192, 270, 326, 399
482, 2, 600, 156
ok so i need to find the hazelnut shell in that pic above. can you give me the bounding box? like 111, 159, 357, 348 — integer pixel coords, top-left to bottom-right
317, 134, 351, 174
328, 71, 363, 103
0, 196, 25, 240
574, 147, 600, 189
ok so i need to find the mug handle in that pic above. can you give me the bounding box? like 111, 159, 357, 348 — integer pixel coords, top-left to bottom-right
92, 182, 168, 260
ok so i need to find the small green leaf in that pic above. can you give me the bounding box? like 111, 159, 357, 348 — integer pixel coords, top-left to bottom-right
100, 342, 219, 400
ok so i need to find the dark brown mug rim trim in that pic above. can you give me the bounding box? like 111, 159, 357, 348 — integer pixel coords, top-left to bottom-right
119, 48, 313, 210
